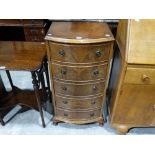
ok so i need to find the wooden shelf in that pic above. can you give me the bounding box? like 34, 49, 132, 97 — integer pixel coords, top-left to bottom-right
0, 87, 46, 111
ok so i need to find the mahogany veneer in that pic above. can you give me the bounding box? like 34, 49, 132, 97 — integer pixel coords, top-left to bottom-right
45, 22, 114, 125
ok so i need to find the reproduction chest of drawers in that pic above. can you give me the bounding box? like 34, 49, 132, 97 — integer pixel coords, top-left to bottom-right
45, 22, 114, 125
108, 19, 155, 134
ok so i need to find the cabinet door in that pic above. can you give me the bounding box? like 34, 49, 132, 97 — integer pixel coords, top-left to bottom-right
112, 84, 155, 126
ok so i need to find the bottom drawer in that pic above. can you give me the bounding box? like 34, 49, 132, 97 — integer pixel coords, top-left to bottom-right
56, 108, 101, 120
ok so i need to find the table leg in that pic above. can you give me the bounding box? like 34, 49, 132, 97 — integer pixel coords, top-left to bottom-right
31, 71, 45, 128
43, 58, 52, 102
6, 70, 14, 90
0, 115, 5, 126
37, 71, 47, 108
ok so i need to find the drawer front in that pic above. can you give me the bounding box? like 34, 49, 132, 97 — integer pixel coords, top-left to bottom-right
49, 42, 111, 63
25, 35, 44, 42
24, 28, 45, 36
124, 67, 155, 85
56, 108, 101, 120
51, 63, 108, 82
55, 95, 104, 110
54, 80, 105, 97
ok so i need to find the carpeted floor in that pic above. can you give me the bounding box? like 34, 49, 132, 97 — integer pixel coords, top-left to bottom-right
0, 70, 155, 135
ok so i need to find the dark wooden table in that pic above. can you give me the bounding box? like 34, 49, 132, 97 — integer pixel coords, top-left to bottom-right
0, 41, 51, 127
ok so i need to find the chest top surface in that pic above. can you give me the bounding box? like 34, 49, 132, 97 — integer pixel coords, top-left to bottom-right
45, 22, 114, 44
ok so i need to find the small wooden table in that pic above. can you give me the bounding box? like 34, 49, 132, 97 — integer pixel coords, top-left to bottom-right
0, 41, 51, 127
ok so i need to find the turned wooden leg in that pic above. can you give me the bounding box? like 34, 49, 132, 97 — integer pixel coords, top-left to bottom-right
31, 71, 46, 128
116, 125, 129, 134
40, 71, 47, 103
98, 118, 104, 126
0, 115, 5, 126
44, 58, 54, 114
43, 58, 52, 102
6, 70, 15, 90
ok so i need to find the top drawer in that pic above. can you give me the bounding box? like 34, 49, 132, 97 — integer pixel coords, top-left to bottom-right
124, 67, 155, 85
49, 42, 111, 64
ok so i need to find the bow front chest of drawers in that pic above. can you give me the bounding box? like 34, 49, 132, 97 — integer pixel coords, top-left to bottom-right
45, 22, 114, 125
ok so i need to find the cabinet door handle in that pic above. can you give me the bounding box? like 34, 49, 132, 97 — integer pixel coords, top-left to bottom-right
94, 70, 99, 75
59, 50, 65, 56
96, 51, 102, 57
142, 74, 150, 82
61, 69, 67, 75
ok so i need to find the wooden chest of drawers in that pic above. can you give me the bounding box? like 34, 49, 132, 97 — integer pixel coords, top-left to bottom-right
45, 22, 114, 125
108, 19, 155, 134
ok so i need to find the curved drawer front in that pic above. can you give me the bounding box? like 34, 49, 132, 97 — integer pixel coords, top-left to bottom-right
49, 42, 111, 64
54, 80, 105, 97
55, 95, 104, 110
56, 108, 101, 120
51, 63, 108, 82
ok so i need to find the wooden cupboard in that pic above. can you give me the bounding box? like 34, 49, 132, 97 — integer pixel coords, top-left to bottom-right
108, 19, 155, 134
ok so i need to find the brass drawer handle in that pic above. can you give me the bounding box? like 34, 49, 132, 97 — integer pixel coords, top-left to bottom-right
94, 70, 99, 75
64, 113, 68, 117
90, 113, 95, 117
91, 101, 96, 105
93, 85, 97, 91
62, 86, 67, 91
61, 69, 67, 75
96, 51, 102, 57
63, 101, 68, 104
142, 74, 150, 82
59, 50, 65, 56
